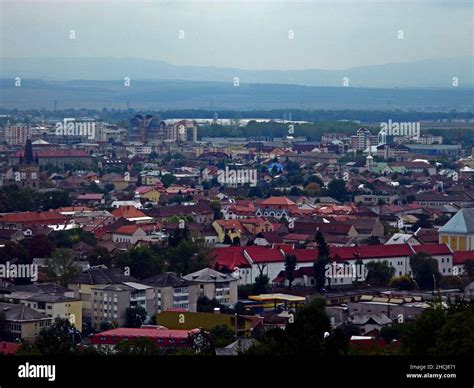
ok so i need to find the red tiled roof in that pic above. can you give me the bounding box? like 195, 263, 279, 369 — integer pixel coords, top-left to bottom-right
244, 246, 284, 263
212, 246, 251, 270
111, 206, 147, 219
114, 225, 141, 235
330, 244, 413, 261
260, 196, 297, 207
0, 211, 68, 224
453, 251, 474, 265
411, 243, 451, 256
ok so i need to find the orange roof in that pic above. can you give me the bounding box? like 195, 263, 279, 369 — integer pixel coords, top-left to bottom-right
114, 225, 142, 235
216, 220, 243, 231
261, 196, 296, 207
111, 206, 147, 219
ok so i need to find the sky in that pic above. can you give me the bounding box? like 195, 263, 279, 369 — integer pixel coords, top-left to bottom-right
0, 0, 472, 70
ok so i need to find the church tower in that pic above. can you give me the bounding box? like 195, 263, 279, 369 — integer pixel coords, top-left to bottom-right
17, 139, 40, 189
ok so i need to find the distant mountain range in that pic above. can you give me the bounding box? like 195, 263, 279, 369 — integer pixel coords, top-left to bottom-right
1, 78, 473, 111
1, 56, 473, 88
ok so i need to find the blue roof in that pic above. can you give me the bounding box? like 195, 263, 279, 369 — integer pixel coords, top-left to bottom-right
439, 208, 474, 234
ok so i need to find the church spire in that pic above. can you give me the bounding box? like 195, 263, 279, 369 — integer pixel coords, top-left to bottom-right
23, 139, 35, 165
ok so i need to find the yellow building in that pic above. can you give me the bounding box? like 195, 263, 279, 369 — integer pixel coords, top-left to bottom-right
136, 186, 161, 202
19, 295, 83, 331
212, 220, 243, 243
155, 310, 257, 337
439, 208, 474, 251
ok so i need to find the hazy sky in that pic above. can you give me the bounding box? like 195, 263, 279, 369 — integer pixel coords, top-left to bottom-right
1, 0, 472, 70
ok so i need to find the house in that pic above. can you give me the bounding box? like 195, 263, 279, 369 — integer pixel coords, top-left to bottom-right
135, 186, 161, 202
182, 268, 238, 305
13, 294, 83, 331
76, 193, 105, 205
255, 196, 298, 220
212, 220, 244, 243
146, 202, 214, 224
111, 225, 147, 245
142, 272, 198, 312
385, 233, 420, 246
0, 211, 70, 229
439, 208, 474, 251
350, 314, 392, 334
0, 302, 51, 342
0, 228, 24, 243
12, 149, 93, 168
101, 173, 135, 191
347, 295, 428, 322
111, 206, 153, 223
453, 251, 474, 276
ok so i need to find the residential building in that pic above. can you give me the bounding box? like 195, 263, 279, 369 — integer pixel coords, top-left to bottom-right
142, 272, 198, 312
183, 268, 238, 305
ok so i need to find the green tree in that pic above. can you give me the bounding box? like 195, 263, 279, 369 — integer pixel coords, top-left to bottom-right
197, 296, 223, 313
252, 274, 270, 294
210, 324, 236, 348
463, 260, 474, 280
327, 179, 349, 202
365, 261, 395, 286
314, 231, 329, 290
35, 317, 77, 355
126, 306, 147, 328
115, 337, 161, 355
245, 298, 331, 356
410, 252, 441, 290
284, 254, 297, 290
45, 248, 82, 287
401, 301, 447, 355
163, 239, 210, 275
116, 246, 164, 280
189, 329, 213, 354
431, 303, 474, 355
26, 235, 55, 260
390, 275, 415, 290
161, 173, 177, 188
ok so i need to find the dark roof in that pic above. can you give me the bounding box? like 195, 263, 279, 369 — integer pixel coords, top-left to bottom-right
142, 272, 190, 288
0, 303, 49, 321
145, 202, 213, 218
7, 283, 72, 294
69, 268, 136, 285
